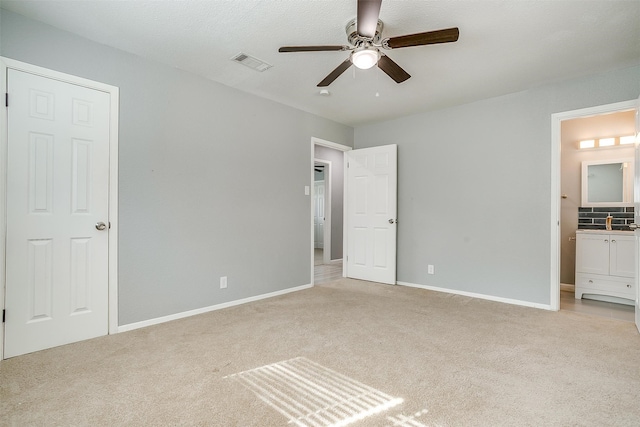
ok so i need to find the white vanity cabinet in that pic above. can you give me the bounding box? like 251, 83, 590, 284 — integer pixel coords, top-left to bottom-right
575, 230, 635, 301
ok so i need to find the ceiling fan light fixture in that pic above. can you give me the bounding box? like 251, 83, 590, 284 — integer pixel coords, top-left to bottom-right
351, 47, 380, 69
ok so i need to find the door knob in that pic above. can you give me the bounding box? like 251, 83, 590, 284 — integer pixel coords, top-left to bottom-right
630, 223, 639, 230
388, 219, 395, 224
95, 222, 107, 231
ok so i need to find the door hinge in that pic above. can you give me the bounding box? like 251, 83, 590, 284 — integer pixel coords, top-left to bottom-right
5, 93, 8, 107
2, 309, 5, 323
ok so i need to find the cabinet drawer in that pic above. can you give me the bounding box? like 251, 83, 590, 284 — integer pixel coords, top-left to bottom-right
575, 274, 634, 299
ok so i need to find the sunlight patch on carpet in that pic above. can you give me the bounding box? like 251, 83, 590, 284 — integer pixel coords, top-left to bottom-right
386, 408, 430, 426
227, 357, 403, 427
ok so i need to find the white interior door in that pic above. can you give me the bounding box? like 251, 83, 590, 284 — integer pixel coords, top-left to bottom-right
345, 144, 397, 285
314, 181, 325, 249
634, 94, 640, 334
4, 69, 111, 358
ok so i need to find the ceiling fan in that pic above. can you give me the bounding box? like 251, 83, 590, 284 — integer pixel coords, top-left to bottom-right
278, 0, 459, 87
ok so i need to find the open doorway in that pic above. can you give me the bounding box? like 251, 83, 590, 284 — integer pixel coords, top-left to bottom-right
311, 138, 351, 285
552, 100, 637, 322
314, 160, 330, 264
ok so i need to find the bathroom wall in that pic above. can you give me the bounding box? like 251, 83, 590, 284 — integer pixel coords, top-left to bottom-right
560, 110, 636, 284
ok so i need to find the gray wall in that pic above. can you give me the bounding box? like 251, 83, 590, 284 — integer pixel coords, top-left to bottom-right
1, 10, 354, 325
314, 145, 345, 260
354, 65, 640, 305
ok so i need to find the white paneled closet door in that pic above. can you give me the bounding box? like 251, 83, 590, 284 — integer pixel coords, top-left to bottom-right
4, 69, 111, 358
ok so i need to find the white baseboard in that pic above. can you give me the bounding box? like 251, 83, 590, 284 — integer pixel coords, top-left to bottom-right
560, 283, 575, 292
329, 258, 343, 265
118, 283, 313, 333
396, 281, 552, 311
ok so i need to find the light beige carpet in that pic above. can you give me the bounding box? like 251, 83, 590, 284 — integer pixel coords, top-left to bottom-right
1, 278, 639, 426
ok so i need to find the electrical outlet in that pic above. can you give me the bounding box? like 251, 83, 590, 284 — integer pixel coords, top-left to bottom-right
220, 276, 227, 289
428, 265, 435, 275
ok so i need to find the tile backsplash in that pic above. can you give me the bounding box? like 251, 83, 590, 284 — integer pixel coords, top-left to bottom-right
578, 207, 634, 231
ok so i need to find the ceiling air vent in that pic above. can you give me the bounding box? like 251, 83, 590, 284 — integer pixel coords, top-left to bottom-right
231, 52, 272, 72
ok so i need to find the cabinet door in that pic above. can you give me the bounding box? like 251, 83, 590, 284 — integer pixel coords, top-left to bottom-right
576, 234, 610, 275
610, 235, 636, 278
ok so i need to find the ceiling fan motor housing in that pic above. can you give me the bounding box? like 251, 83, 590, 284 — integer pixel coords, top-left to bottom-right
346, 18, 384, 46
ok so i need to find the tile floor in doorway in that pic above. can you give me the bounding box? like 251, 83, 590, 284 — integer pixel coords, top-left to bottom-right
560, 288, 634, 322
314, 248, 343, 284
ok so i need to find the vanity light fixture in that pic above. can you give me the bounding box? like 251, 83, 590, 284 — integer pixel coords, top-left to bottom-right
619, 135, 635, 145
579, 139, 595, 149
599, 137, 615, 147
578, 135, 636, 149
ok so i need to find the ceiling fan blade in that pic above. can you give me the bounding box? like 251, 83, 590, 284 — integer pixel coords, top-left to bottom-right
279, 45, 350, 53
384, 27, 459, 49
317, 58, 353, 87
357, 0, 382, 38
378, 54, 410, 83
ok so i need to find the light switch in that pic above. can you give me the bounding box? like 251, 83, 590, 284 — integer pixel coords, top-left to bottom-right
305, 186, 310, 196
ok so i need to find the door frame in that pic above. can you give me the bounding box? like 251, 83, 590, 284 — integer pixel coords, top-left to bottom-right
550, 99, 637, 311
314, 159, 331, 264
0, 57, 119, 358
310, 137, 351, 285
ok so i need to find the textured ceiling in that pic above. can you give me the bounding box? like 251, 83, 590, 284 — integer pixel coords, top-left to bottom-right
2, 0, 639, 126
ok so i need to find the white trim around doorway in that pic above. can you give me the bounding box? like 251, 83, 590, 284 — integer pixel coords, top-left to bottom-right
550, 99, 637, 311
0, 57, 119, 358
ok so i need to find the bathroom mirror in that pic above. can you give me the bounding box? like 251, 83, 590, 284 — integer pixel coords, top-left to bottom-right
581, 158, 634, 207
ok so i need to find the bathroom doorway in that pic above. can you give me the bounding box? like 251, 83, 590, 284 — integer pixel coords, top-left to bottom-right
553, 100, 637, 321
